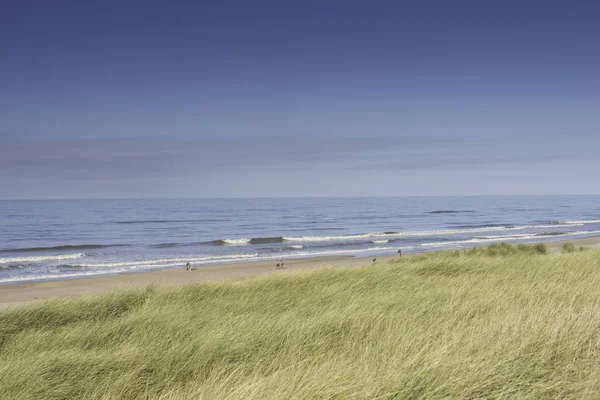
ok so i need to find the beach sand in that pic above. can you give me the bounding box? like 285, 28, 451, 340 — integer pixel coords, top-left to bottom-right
2, 236, 599, 310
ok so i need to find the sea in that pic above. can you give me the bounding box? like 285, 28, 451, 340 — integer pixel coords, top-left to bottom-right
1, 196, 599, 284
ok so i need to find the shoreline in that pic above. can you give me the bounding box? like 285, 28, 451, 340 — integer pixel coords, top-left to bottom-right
2, 236, 599, 310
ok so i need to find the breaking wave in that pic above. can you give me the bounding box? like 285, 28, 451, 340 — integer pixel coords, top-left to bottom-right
205, 222, 592, 246
0, 253, 86, 265
210, 237, 285, 245
0, 244, 127, 253
69, 253, 260, 269
561, 219, 600, 225
281, 225, 582, 243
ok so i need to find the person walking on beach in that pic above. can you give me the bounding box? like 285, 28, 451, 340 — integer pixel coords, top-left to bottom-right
398, 249, 403, 257
280, 259, 284, 269
276, 260, 281, 269
185, 262, 192, 271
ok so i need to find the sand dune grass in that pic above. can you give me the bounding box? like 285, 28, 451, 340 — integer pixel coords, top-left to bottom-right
2, 244, 600, 399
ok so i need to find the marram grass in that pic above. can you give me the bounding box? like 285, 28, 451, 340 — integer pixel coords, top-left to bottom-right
2, 244, 600, 399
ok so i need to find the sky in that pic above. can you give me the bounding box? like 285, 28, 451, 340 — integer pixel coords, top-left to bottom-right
1, 0, 599, 199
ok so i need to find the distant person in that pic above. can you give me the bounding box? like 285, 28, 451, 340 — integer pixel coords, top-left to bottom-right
185, 262, 191, 271
276, 260, 281, 269
373, 258, 377, 263
398, 249, 403, 257
280, 260, 284, 269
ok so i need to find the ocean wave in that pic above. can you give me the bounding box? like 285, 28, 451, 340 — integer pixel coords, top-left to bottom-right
474, 233, 537, 240
116, 220, 187, 224
0, 269, 128, 284
72, 253, 259, 268
457, 220, 598, 230
565, 230, 600, 237
371, 239, 390, 244
532, 219, 600, 226
561, 219, 600, 225
429, 210, 476, 214
0, 254, 263, 283
210, 237, 285, 245
474, 232, 565, 240
0, 264, 24, 270
449, 223, 516, 229
0, 244, 128, 253
285, 233, 389, 242
205, 223, 589, 246
209, 238, 251, 245
151, 243, 181, 248
280, 226, 541, 242
0, 253, 86, 264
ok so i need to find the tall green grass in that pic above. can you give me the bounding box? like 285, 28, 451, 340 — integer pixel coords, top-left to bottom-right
2, 243, 600, 399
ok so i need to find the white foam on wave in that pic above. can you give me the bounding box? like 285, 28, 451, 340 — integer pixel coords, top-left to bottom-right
562, 219, 600, 225
474, 233, 538, 240
281, 223, 585, 243
371, 239, 390, 244
0, 253, 86, 264
565, 229, 600, 237
211, 222, 591, 246
284, 233, 386, 242
0, 269, 126, 284
75, 253, 259, 268
222, 238, 252, 245
290, 245, 304, 249
0, 253, 263, 284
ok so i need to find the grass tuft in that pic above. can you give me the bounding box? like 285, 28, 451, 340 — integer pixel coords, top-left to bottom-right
562, 242, 577, 253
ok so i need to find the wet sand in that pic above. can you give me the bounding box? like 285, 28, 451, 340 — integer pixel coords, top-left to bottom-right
1, 236, 599, 310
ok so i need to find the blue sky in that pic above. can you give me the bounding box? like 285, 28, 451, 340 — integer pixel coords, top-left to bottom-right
1, 1, 599, 198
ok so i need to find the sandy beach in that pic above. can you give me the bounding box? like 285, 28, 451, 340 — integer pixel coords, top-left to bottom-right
2, 236, 599, 310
